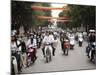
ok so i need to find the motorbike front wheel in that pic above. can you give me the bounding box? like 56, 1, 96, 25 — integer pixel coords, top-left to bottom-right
63, 49, 69, 55
70, 45, 74, 50
79, 41, 82, 47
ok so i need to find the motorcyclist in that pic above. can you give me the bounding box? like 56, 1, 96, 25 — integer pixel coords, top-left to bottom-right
11, 34, 22, 72
42, 31, 55, 57
78, 32, 83, 47
63, 36, 70, 55
83, 31, 87, 41
88, 29, 96, 43
78, 32, 83, 40
69, 31, 75, 50
60, 32, 66, 51
26, 33, 37, 62
86, 29, 96, 61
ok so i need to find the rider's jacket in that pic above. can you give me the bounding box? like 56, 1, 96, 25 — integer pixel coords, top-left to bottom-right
88, 34, 96, 43
42, 35, 54, 44
27, 38, 37, 48
11, 40, 21, 52
11, 42, 18, 53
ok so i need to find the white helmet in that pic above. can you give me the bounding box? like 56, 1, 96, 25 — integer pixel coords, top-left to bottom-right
89, 29, 95, 33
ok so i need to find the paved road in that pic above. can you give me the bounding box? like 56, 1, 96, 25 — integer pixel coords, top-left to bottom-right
21, 38, 96, 74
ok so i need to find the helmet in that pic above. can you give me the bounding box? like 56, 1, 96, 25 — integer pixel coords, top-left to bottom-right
11, 32, 15, 37
30, 33, 33, 35
64, 39, 69, 42
89, 29, 95, 33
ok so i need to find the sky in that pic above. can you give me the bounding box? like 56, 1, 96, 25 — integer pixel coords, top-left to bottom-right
50, 3, 67, 27
51, 3, 67, 17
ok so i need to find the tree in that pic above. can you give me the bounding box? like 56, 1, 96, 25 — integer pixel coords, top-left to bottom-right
11, 1, 33, 32
58, 4, 96, 31
11, 1, 51, 32
32, 3, 51, 27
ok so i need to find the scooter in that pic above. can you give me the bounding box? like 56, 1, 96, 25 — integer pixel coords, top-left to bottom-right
44, 43, 52, 63
70, 40, 75, 50
26, 45, 37, 67
11, 50, 21, 74
63, 40, 70, 55
78, 37, 83, 47
11, 56, 18, 74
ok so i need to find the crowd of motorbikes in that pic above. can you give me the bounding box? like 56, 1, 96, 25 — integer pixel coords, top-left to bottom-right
60, 32, 84, 56
60, 30, 96, 65
11, 30, 96, 74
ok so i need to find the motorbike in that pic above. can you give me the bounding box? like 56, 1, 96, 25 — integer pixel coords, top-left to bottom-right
26, 45, 37, 67
70, 40, 75, 50
11, 56, 18, 74
11, 50, 22, 74
78, 37, 83, 47
63, 40, 70, 55
44, 43, 52, 63
86, 42, 96, 64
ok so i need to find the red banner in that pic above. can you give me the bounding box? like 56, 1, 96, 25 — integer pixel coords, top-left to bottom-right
37, 16, 69, 20
31, 6, 67, 10
48, 20, 69, 22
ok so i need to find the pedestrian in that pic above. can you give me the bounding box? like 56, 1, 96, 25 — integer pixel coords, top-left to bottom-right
19, 36, 27, 68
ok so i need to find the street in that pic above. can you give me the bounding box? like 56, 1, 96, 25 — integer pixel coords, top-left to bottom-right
21, 38, 96, 74
11, 1, 96, 74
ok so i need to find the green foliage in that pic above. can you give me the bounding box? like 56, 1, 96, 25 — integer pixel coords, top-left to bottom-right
11, 1, 51, 31
11, 1, 33, 31
58, 4, 96, 30
32, 3, 51, 27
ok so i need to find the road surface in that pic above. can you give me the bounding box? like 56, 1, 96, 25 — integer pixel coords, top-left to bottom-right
21, 38, 96, 74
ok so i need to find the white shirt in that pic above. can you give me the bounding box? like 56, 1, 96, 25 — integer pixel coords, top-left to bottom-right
49, 34, 54, 42
42, 35, 54, 44
27, 38, 37, 48
11, 42, 18, 52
